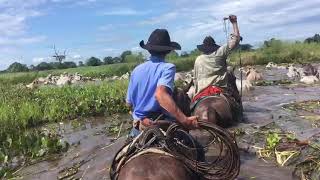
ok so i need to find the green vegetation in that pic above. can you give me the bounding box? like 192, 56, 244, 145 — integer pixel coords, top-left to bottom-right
6, 62, 29, 73
1, 36, 320, 178
230, 40, 320, 65
86, 57, 103, 66
0, 63, 138, 85
0, 81, 129, 177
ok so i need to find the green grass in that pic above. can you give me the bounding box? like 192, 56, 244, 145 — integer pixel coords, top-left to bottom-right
0, 63, 138, 85
230, 42, 320, 65
0, 81, 129, 173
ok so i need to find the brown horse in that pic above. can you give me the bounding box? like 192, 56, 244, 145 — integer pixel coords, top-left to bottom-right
115, 72, 241, 180
118, 153, 198, 180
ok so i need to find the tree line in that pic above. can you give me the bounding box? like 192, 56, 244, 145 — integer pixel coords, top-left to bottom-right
4, 33, 320, 73
4, 50, 143, 73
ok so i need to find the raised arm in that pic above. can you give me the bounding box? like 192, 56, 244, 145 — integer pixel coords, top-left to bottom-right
228, 15, 240, 50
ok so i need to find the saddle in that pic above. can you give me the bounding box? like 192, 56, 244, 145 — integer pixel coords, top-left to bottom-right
110, 124, 200, 180
191, 89, 243, 123
110, 122, 241, 180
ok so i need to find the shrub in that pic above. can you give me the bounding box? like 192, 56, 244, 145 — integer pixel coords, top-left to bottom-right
6, 62, 29, 72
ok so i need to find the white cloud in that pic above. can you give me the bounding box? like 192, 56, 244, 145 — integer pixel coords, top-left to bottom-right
140, 12, 178, 25
103, 48, 117, 52
148, 0, 320, 49
32, 57, 46, 63
32, 56, 53, 63
72, 54, 82, 59
100, 8, 150, 16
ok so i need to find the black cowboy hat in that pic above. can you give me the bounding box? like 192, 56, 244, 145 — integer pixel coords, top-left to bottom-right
197, 36, 220, 54
140, 29, 181, 51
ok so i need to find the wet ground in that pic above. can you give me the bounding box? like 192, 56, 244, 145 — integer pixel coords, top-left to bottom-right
15, 65, 320, 180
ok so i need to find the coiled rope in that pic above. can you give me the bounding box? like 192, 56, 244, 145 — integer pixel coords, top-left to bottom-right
110, 121, 240, 180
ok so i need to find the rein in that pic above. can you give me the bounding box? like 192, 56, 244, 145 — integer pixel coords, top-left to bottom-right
110, 121, 240, 180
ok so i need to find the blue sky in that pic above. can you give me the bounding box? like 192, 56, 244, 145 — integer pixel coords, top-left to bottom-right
0, 0, 320, 70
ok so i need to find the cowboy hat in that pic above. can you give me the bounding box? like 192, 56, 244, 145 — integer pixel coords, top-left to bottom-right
197, 36, 220, 54
140, 29, 181, 51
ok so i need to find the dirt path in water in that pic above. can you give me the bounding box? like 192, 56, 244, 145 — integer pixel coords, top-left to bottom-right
16, 66, 320, 180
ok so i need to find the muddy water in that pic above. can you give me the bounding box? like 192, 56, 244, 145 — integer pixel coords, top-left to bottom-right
16, 66, 320, 180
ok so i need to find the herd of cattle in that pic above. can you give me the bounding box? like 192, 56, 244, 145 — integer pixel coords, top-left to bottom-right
26, 72, 130, 89
175, 62, 320, 99
26, 62, 319, 96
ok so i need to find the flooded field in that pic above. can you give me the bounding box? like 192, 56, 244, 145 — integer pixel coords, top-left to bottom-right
14, 66, 320, 180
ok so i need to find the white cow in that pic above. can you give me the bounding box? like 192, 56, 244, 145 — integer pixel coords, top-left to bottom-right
56, 74, 71, 86
287, 65, 300, 78
246, 68, 263, 82
236, 79, 253, 92
300, 76, 319, 84
266, 62, 277, 68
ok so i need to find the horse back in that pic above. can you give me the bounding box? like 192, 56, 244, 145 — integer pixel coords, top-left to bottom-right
193, 95, 234, 128
118, 153, 197, 180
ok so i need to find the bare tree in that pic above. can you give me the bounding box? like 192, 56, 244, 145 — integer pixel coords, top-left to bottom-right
52, 45, 66, 64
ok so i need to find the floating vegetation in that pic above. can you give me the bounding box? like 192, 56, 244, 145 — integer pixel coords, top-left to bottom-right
283, 100, 320, 115
0, 128, 69, 178
0, 80, 129, 178
255, 79, 293, 86
293, 144, 320, 180
58, 160, 88, 180
252, 128, 320, 179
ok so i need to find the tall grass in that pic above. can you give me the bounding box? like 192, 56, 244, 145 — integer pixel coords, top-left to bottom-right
230, 42, 320, 65
0, 81, 129, 171
0, 81, 128, 132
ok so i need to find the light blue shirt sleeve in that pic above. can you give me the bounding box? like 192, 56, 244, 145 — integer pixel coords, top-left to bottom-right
157, 64, 176, 92
126, 72, 134, 104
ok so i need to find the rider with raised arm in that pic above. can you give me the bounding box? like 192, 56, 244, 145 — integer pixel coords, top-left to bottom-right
193, 15, 242, 121
126, 29, 198, 138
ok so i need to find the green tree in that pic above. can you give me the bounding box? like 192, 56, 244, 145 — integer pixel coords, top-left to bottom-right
180, 51, 189, 57
124, 53, 144, 63
189, 49, 201, 56
120, 50, 132, 62
167, 51, 179, 60
304, 34, 320, 43
35, 62, 53, 71
78, 61, 84, 66
103, 56, 114, 64
112, 57, 121, 63
86, 57, 102, 66
238, 44, 253, 51
62, 61, 77, 69
6, 62, 29, 72
137, 52, 144, 63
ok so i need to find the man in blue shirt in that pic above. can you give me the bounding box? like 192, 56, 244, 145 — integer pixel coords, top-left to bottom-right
126, 29, 198, 137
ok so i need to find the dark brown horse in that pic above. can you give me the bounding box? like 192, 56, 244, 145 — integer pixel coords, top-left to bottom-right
118, 153, 198, 180
193, 71, 242, 128
116, 72, 241, 180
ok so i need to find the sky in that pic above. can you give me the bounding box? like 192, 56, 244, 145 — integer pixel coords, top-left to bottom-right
0, 0, 320, 70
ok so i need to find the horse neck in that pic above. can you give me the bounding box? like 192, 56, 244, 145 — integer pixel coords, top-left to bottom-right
173, 88, 191, 116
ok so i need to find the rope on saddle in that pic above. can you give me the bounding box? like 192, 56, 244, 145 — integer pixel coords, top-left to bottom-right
110, 121, 240, 180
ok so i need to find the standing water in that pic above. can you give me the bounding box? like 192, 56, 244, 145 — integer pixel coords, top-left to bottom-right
16, 66, 320, 180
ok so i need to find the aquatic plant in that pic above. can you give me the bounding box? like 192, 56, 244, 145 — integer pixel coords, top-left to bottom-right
0, 80, 129, 177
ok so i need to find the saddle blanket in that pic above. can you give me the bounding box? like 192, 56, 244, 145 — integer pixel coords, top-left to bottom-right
192, 86, 223, 102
